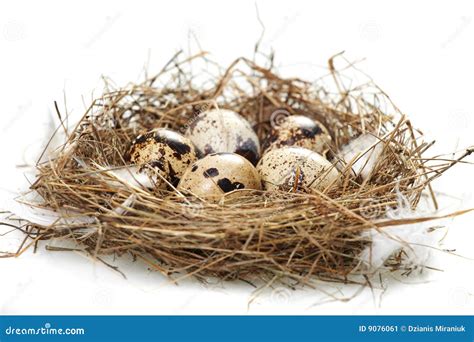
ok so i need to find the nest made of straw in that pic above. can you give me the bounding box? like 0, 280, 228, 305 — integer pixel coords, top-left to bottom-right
11, 52, 472, 287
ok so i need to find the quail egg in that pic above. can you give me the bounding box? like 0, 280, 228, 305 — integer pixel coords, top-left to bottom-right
185, 109, 261, 165
178, 153, 261, 201
128, 128, 197, 188
263, 115, 332, 156
256, 147, 340, 192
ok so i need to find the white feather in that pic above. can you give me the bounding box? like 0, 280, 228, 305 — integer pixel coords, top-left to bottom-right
104, 166, 155, 189
1, 190, 95, 228
73, 157, 155, 190
112, 194, 137, 216
339, 134, 384, 180
357, 194, 441, 273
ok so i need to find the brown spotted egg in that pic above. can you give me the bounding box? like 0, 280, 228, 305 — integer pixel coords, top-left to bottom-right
263, 115, 332, 156
185, 109, 260, 165
128, 128, 197, 189
256, 147, 340, 192
178, 153, 261, 201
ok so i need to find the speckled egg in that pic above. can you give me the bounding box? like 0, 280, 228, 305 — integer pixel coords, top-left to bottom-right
256, 147, 340, 192
128, 128, 197, 188
185, 109, 260, 165
178, 153, 261, 201
263, 115, 332, 156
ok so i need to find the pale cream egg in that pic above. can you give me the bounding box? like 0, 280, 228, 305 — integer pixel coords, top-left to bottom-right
185, 109, 260, 165
256, 147, 340, 192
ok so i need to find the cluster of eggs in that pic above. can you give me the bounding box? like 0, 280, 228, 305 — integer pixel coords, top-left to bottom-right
126, 108, 341, 202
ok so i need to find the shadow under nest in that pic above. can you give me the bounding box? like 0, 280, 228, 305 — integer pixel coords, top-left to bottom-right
16, 52, 471, 289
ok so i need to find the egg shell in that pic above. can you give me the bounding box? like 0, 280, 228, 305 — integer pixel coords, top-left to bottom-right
178, 152, 261, 201
185, 109, 260, 165
129, 128, 197, 188
263, 115, 332, 156
257, 147, 340, 192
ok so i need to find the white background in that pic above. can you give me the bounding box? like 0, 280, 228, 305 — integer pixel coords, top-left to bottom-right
0, 0, 473, 315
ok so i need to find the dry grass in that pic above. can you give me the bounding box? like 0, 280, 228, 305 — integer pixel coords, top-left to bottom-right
3, 51, 472, 288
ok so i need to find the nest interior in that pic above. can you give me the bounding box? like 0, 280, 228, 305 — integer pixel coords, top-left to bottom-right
10, 52, 472, 287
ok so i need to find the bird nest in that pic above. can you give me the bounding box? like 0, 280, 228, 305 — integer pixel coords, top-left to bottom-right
5, 51, 472, 289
